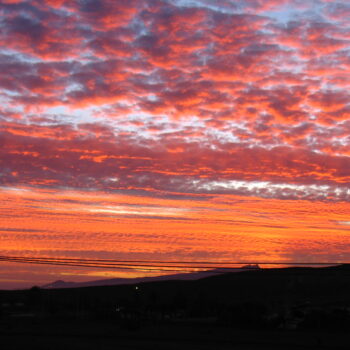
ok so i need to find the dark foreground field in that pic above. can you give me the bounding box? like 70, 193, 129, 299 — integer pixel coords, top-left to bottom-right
2, 265, 350, 349
2, 321, 350, 350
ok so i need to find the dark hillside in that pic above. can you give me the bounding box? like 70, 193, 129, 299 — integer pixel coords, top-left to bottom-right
1, 266, 350, 349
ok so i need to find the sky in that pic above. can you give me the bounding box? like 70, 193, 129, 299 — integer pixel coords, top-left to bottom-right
0, 0, 350, 289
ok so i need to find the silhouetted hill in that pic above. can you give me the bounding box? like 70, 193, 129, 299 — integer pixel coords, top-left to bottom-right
2, 265, 350, 348
42, 265, 261, 289
1, 265, 350, 323
1, 265, 349, 318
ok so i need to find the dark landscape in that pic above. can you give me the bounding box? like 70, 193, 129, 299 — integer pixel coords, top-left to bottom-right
2, 265, 350, 349
1, 0, 350, 348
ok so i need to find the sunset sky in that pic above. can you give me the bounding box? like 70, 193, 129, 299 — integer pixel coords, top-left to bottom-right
0, 0, 350, 289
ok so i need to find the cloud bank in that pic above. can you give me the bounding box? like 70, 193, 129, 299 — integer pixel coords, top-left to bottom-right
0, 0, 350, 287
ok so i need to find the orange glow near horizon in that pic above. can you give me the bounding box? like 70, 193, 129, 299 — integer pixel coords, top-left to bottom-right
1, 186, 350, 288
0, 0, 350, 289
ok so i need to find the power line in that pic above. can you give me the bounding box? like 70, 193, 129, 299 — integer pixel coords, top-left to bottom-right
0, 257, 192, 272
0, 256, 206, 272
0, 255, 343, 266
0, 255, 344, 266
0, 255, 344, 273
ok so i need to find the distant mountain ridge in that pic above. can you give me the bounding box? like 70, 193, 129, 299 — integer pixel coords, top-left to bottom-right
42, 265, 261, 289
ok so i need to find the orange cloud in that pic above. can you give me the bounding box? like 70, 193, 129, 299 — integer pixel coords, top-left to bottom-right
0, 0, 350, 288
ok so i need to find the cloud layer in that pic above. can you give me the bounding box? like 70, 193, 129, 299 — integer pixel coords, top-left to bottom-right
1, 0, 349, 200
0, 0, 349, 287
